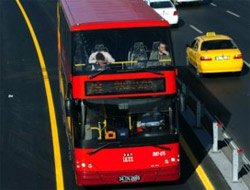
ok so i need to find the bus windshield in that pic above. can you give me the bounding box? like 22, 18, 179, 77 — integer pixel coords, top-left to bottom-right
74, 96, 178, 148
72, 27, 174, 75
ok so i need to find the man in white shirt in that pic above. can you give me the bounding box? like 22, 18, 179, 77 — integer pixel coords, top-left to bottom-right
88, 51, 115, 71
88, 51, 115, 64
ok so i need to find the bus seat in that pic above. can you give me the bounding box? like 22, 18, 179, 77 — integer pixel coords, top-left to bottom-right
151, 41, 160, 51
128, 42, 148, 61
92, 44, 109, 52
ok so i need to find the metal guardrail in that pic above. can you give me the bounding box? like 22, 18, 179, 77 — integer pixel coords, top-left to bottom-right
177, 78, 250, 182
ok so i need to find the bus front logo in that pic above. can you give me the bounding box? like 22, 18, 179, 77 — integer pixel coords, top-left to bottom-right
123, 153, 134, 163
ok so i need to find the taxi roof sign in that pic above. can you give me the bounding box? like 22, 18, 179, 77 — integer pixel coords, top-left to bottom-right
206, 32, 216, 37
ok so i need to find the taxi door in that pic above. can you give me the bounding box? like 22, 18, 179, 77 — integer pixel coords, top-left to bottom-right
189, 40, 200, 67
187, 39, 198, 66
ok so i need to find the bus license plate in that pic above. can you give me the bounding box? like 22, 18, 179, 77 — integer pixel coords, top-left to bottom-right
118, 175, 141, 182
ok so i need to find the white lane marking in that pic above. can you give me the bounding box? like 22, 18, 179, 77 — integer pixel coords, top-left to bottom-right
244, 60, 250, 68
210, 3, 217, 7
189, 25, 203, 34
226, 10, 240, 18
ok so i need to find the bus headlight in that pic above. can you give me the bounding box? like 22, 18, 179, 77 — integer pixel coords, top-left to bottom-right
171, 158, 176, 162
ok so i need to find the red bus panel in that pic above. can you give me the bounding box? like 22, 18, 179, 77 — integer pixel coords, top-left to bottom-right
74, 143, 180, 186
60, 0, 169, 32
72, 71, 177, 99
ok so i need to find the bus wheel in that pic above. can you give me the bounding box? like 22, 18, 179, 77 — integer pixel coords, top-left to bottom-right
68, 143, 73, 161
65, 126, 73, 160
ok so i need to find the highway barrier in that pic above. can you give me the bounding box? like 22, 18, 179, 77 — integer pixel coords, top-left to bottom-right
177, 78, 250, 183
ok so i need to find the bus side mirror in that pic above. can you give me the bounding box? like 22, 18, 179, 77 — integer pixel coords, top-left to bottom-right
65, 98, 73, 116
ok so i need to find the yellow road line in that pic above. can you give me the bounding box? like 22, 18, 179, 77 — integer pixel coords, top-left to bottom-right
180, 134, 214, 190
16, 1, 64, 189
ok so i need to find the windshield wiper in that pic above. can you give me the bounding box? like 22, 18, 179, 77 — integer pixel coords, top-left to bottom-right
124, 143, 171, 151
88, 141, 121, 155
88, 142, 170, 155
152, 144, 171, 151
89, 68, 110, 79
133, 68, 164, 76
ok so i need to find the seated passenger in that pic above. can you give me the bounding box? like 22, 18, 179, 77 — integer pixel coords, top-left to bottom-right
149, 42, 171, 66
136, 106, 165, 133
88, 51, 115, 64
88, 52, 113, 71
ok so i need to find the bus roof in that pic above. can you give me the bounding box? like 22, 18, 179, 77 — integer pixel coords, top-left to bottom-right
60, 0, 169, 31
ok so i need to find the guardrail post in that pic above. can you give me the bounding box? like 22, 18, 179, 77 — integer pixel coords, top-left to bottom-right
212, 122, 223, 152
232, 149, 243, 182
212, 122, 219, 152
180, 93, 185, 112
181, 83, 187, 95
196, 101, 202, 128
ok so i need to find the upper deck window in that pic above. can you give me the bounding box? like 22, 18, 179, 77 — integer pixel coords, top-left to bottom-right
72, 27, 174, 75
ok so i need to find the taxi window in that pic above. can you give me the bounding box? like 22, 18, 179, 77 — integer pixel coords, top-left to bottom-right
193, 40, 200, 51
190, 40, 196, 48
201, 40, 237, 50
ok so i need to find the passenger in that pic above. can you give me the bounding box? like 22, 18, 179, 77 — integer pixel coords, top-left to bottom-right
136, 106, 164, 131
149, 41, 170, 60
149, 42, 171, 66
88, 52, 113, 71
88, 51, 115, 64
137, 111, 164, 132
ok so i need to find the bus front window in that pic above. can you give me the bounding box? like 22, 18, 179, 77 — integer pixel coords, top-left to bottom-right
74, 97, 177, 146
72, 27, 174, 74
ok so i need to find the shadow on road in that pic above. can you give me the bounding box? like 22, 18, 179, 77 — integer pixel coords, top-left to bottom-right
177, 66, 232, 129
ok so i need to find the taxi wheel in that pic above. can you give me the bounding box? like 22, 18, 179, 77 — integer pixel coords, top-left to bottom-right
196, 68, 202, 78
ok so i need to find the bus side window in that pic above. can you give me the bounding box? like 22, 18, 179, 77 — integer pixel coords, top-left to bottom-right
60, 8, 72, 71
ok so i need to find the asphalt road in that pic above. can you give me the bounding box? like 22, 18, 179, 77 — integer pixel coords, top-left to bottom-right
171, 0, 250, 158
0, 0, 248, 189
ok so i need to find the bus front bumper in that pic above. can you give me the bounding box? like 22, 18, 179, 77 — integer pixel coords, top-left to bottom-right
75, 165, 180, 186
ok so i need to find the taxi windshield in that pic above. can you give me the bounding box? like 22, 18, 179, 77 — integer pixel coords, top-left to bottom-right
201, 40, 237, 50
72, 27, 174, 75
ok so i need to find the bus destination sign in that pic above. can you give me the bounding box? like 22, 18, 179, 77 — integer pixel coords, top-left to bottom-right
85, 78, 166, 96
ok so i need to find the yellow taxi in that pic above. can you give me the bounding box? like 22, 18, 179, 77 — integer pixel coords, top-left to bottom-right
186, 32, 243, 77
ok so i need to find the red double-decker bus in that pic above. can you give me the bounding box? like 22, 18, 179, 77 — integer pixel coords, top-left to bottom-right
57, 0, 180, 186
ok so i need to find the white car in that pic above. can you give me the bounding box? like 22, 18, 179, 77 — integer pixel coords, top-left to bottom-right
171, 0, 202, 6
144, 0, 179, 26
